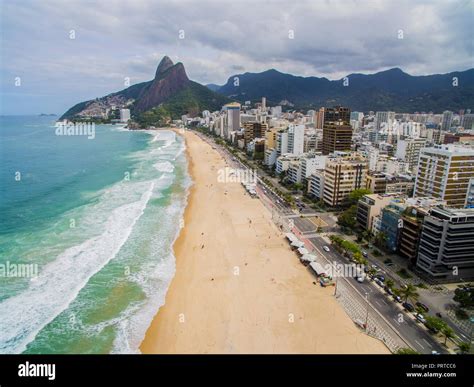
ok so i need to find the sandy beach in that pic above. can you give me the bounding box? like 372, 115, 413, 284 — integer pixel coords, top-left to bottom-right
140, 130, 389, 354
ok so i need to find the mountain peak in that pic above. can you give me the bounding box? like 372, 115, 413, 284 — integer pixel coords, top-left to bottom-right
155, 56, 175, 78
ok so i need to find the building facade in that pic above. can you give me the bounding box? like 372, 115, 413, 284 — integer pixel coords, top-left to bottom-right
417, 207, 474, 281
414, 145, 474, 208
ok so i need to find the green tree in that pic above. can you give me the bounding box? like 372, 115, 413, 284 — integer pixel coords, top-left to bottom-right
337, 205, 357, 229
441, 325, 456, 346
457, 341, 471, 354
395, 348, 419, 355
374, 232, 387, 249
347, 188, 372, 205
353, 252, 363, 264
453, 286, 474, 308
399, 284, 419, 304
424, 316, 446, 333
385, 279, 395, 290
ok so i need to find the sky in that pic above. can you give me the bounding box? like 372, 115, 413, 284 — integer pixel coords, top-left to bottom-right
0, 0, 473, 115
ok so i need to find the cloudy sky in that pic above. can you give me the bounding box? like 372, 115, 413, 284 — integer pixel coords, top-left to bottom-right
0, 0, 472, 114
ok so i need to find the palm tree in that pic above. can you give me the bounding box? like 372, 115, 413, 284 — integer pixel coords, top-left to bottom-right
399, 284, 419, 304
457, 341, 471, 354
374, 232, 387, 249
385, 279, 395, 290
441, 326, 456, 346
353, 251, 363, 264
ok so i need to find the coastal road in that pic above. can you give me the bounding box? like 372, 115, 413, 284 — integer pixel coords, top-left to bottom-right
307, 236, 447, 354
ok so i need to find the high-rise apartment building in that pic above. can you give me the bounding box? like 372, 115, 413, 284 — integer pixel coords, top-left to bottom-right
322, 121, 353, 155
276, 131, 289, 156
395, 138, 426, 172
224, 102, 241, 139
375, 111, 395, 131
323, 155, 368, 207
417, 207, 474, 281
441, 110, 453, 131
243, 122, 268, 145
323, 106, 351, 123
414, 145, 474, 208
119, 109, 130, 123
287, 124, 305, 155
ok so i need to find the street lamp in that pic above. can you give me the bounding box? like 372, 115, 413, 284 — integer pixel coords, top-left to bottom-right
333, 263, 340, 297
364, 292, 369, 332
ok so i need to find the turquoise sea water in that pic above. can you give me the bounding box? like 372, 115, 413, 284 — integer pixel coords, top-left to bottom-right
0, 116, 190, 353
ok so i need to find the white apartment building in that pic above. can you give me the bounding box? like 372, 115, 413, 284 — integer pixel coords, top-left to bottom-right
264, 148, 278, 166
301, 153, 327, 179
287, 124, 305, 155
276, 155, 299, 175
395, 138, 426, 172
276, 131, 289, 156
308, 171, 325, 199
414, 145, 474, 208
120, 109, 130, 122
375, 111, 395, 131
287, 161, 302, 184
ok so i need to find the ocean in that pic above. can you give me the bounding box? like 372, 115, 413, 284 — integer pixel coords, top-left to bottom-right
0, 116, 191, 354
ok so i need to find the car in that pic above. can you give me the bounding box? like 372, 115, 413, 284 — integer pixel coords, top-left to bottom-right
357, 276, 365, 283
371, 264, 380, 271
375, 278, 384, 287
385, 287, 394, 296
431, 351, 440, 355
385, 262, 394, 267
375, 275, 385, 282
415, 313, 426, 324
362, 251, 368, 258
323, 246, 330, 252
393, 295, 402, 303
402, 302, 415, 312
416, 302, 429, 312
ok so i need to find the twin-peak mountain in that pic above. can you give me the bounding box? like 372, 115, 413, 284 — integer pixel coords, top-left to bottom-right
60, 56, 229, 125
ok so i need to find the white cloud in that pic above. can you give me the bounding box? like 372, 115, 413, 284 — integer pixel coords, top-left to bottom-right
0, 0, 472, 114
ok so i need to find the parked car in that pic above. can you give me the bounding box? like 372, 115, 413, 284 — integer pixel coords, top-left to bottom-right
375, 275, 385, 282
362, 251, 368, 258
415, 313, 426, 324
357, 276, 365, 283
393, 295, 402, 303
375, 278, 384, 287
402, 302, 415, 312
323, 246, 330, 252
385, 287, 394, 296
416, 302, 429, 312
371, 264, 380, 271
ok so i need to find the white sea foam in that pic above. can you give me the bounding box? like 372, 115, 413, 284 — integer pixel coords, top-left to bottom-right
0, 181, 156, 354
153, 161, 175, 173
149, 130, 176, 147
111, 188, 190, 354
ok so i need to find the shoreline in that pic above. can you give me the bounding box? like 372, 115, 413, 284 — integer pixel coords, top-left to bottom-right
140, 129, 389, 354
